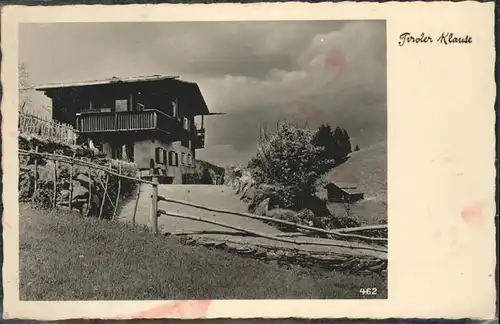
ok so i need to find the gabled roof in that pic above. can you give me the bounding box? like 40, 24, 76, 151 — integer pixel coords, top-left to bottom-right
324, 181, 364, 195
34, 74, 213, 116
34, 74, 180, 90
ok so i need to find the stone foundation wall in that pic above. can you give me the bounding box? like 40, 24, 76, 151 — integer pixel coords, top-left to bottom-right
178, 235, 387, 275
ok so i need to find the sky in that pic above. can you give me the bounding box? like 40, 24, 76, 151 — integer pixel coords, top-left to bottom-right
19, 20, 387, 166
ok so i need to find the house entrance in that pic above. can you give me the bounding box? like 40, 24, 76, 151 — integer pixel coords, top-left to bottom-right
110, 141, 135, 162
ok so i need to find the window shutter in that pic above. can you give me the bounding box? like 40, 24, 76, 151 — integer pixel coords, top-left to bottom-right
155, 148, 161, 164
168, 151, 174, 166
155, 148, 167, 164
175, 153, 179, 166
172, 99, 178, 118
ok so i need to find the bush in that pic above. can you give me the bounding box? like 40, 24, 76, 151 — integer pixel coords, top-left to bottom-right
247, 184, 290, 213
248, 121, 327, 209
200, 168, 213, 184
266, 209, 301, 232
18, 136, 138, 219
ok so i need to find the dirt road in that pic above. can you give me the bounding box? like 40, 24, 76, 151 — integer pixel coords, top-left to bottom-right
118, 184, 387, 260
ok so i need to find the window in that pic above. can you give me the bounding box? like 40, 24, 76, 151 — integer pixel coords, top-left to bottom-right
181, 153, 186, 165
187, 154, 192, 166
168, 151, 179, 166
172, 100, 178, 118
155, 148, 166, 164
125, 144, 134, 162
92, 98, 113, 113
183, 117, 191, 131
111, 144, 122, 160
115, 99, 128, 112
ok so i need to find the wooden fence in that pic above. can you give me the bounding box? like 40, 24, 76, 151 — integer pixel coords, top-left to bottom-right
154, 196, 387, 253
19, 149, 159, 232
19, 112, 78, 146
19, 149, 386, 253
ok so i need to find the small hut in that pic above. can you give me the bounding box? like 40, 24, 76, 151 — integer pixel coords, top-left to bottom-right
324, 182, 364, 203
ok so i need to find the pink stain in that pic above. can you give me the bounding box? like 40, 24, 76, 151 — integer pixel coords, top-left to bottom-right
120, 300, 211, 319
324, 49, 347, 76
461, 202, 485, 228
297, 103, 325, 125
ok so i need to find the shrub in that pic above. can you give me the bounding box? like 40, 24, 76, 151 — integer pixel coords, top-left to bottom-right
200, 168, 213, 184
18, 137, 138, 219
247, 184, 290, 213
266, 209, 301, 232
248, 121, 327, 209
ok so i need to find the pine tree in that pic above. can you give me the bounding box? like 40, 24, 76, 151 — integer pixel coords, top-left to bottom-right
342, 129, 352, 154
355, 144, 360, 151
312, 124, 333, 157
332, 127, 352, 162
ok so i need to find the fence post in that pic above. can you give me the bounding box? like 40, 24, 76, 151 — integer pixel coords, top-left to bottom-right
52, 159, 58, 208
69, 153, 76, 210
132, 173, 142, 228
112, 163, 122, 220
87, 165, 92, 216
98, 162, 111, 220
150, 162, 159, 234
32, 146, 39, 202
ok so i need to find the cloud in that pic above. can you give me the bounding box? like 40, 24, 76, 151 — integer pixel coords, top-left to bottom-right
20, 20, 386, 166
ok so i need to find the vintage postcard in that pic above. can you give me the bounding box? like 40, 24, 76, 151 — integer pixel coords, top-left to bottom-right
1, 2, 496, 320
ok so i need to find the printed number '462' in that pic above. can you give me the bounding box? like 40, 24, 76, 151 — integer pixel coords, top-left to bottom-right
360, 288, 377, 295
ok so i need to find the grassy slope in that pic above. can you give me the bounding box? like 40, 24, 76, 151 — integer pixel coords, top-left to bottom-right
19, 203, 387, 300
318, 141, 387, 225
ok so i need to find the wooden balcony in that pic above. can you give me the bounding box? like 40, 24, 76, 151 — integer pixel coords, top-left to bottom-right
192, 128, 206, 149
76, 109, 180, 135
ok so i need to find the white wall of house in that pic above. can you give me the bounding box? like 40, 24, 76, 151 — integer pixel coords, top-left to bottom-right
133, 139, 153, 169
154, 140, 195, 183
99, 138, 195, 184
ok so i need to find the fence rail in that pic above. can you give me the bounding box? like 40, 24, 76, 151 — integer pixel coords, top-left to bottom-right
156, 195, 387, 245
19, 150, 386, 255
19, 112, 78, 146
76, 109, 180, 134
19, 149, 158, 229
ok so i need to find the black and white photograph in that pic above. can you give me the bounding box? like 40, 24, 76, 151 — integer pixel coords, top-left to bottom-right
16, 20, 388, 301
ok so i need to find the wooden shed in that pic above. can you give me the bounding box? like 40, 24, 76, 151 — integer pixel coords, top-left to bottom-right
324, 182, 364, 203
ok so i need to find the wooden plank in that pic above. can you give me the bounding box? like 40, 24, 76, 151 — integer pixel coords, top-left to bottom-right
132, 175, 142, 228
19, 149, 153, 185
98, 163, 111, 219
112, 163, 122, 220
156, 196, 388, 244
88, 165, 92, 216
69, 153, 76, 210
18, 149, 152, 185
150, 166, 159, 234
31, 146, 39, 202
52, 159, 58, 208
158, 209, 387, 254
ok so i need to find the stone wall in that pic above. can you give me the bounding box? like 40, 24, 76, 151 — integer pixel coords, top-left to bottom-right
19, 134, 138, 218
179, 235, 387, 275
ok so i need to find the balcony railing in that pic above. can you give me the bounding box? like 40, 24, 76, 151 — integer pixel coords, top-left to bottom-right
76, 109, 180, 135
193, 128, 206, 149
